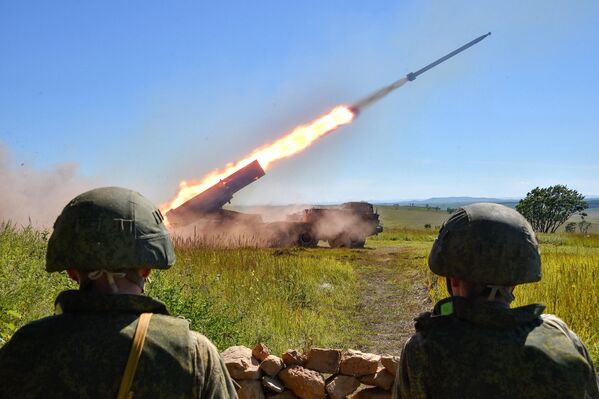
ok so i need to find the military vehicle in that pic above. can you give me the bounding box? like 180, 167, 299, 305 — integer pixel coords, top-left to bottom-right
165, 159, 266, 226
286, 202, 383, 248
165, 160, 314, 247
165, 160, 382, 248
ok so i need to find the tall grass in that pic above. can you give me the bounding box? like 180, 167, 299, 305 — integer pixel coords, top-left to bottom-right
514, 234, 599, 364
147, 247, 360, 352
0, 224, 360, 354
425, 232, 599, 365
0, 222, 75, 344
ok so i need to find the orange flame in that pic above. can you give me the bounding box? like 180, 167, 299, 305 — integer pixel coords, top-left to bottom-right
162, 105, 354, 212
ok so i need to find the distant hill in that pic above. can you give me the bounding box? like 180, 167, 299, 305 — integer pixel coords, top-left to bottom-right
376, 196, 599, 211
376, 197, 519, 210
586, 199, 599, 209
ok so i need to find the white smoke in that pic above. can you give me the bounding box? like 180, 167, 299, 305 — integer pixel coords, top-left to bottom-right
0, 143, 97, 228
168, 203, 381, 249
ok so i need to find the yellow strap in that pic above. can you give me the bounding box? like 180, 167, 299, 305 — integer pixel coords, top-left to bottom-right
116, 313, 153, 399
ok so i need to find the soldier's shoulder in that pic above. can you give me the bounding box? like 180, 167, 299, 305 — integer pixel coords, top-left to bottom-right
7, 315, 61, 341
148, 315, 217, 350
150, 313, 192, 328
188, 330, 219, 352
538, 313, 587, 351
414, 310, 454, 333
540, 313, 569, 329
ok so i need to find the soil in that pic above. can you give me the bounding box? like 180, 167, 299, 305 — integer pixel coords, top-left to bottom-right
351, 246, 431, 355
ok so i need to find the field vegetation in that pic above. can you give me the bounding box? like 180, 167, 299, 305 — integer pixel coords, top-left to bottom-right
1, 205, 597, 365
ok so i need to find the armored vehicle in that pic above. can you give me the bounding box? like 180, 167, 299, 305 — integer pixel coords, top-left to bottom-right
287, 202, 383, 248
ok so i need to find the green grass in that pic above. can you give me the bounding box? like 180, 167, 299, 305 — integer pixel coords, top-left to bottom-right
0, 224, 361, 353
147, 247, 361, 352
0, 223, 75, 344
1, 212, 597, 366
376, 205, 450, 230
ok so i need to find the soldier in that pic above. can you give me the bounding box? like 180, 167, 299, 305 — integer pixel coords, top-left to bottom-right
394, 203, 599, 399
0, 187, 238, 399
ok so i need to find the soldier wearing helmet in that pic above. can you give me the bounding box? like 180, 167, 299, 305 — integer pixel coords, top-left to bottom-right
0, 187, 238, 398
393, 203, 598, 399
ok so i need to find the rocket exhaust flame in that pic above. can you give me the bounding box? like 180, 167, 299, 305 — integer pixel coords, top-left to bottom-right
162, 106, 354, 212
163, 33, 490, 217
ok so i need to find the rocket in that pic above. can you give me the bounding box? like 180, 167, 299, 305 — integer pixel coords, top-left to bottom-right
351, 32, 491, 113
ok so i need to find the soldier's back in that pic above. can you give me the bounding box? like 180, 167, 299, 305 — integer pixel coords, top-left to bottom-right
0, 291, 199, 399
397, 297, 598, 399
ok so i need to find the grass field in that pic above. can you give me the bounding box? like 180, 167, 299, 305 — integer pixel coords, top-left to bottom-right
1, 206, 597, 366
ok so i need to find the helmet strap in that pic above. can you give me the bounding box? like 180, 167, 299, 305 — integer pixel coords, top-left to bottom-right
486, 285, 515, 302
79, 269, 147, 293
88, 270, 126, 293
124, 271, 147, 293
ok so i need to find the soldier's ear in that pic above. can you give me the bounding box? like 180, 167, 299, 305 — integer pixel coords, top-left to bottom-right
66, 269, 80, 283
139, 268, 151, 278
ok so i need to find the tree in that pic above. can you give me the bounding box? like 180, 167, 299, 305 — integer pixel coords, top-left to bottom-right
516, 185, 587, 233
564, 222, 577, 233
578, 212, 592, 234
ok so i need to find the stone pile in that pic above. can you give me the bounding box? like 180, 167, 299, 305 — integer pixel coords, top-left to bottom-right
221, 344, 399, 399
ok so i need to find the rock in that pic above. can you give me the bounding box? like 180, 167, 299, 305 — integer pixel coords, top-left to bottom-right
238, 380, 266, 399
253, 343, 271, 362
279, 365, 325, 399
221, 346, 262, 380
267, 391, 299, 399
305, 348, 341, 374
261, 355, 285, 377
325, 375, 360, 399
339, 350, 380, 377
380, 356, 399, 377
282, 349, 307, 367
359, 368, 394, 390
262, 376, 285, 393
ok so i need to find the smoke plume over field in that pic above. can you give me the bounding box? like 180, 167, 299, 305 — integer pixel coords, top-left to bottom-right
169, 203, 380, 249
0, 143, 95, 228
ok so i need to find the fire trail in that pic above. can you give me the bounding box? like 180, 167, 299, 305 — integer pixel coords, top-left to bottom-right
163, 33, 491, 218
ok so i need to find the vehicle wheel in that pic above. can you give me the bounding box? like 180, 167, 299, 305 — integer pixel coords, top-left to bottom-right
329, 235, 351, 248
349, 239, 366, 248
298, 232, 318, 247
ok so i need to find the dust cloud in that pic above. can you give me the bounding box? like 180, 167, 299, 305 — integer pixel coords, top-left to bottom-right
168, 203, 381, 249
0, 143, 96, 228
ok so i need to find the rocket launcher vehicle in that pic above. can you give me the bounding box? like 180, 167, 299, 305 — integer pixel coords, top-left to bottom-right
165, 160, 265, 226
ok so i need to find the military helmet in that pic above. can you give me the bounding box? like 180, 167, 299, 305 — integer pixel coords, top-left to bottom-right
429, 203, 541, 285
46, 187, 175, 272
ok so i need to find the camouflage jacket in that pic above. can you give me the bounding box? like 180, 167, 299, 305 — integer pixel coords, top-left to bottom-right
0, 290, 238, 399
393, 297, 599, 399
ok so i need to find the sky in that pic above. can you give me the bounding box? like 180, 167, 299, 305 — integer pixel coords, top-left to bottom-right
1, 1, 599, 221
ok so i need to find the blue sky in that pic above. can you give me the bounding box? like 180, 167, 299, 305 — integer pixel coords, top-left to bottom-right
1, 1, 598, 208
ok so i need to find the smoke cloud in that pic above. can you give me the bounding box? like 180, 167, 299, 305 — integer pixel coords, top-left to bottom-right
351, 77, 408, 112
0, 143, 97, 228
169, 203, 381, 249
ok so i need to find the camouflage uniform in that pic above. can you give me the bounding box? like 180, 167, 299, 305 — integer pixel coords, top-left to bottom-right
394, 297, 599, 399
0, 187, 238, 398
0, 290, 238, 399
394, 203, 599, 399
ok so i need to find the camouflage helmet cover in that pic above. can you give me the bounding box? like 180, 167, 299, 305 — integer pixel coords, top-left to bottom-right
429, 203, 541, 285
46, 187, 175, 272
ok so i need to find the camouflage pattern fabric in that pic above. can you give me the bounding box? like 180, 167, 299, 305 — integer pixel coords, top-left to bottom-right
393, 297, 599, 399
0, 290, 238, 399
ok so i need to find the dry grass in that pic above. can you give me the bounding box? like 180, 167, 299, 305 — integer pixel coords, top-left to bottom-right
426, 232, 599, 365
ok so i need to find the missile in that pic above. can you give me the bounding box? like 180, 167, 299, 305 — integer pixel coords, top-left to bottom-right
351, 32, 491, 113
406, 32, 491, 81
